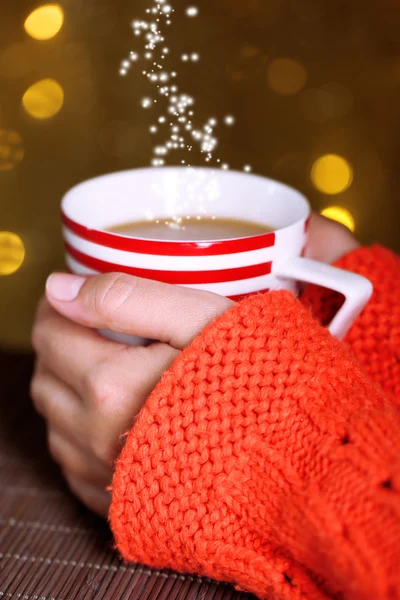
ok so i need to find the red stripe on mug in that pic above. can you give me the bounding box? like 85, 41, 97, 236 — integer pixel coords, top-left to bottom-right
62, 212, 276, 257
228, 289, 270, 302
65, 242, 273, 285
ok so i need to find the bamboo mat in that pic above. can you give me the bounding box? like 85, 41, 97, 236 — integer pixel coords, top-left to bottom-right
0, 350, 255, 600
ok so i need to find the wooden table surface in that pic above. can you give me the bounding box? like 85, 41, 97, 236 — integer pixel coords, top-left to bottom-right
0, 349, 255, 600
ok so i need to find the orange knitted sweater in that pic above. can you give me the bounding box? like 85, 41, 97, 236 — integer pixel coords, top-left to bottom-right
110, 245, 400, 600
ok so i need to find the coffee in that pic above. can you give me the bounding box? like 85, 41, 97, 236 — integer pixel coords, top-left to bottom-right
108, 216, 273, 241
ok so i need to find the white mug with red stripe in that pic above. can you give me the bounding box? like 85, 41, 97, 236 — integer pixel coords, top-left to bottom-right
61, 167, 372, 344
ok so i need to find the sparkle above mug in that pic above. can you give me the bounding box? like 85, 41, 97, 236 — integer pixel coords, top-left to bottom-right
61, 167, 373, 344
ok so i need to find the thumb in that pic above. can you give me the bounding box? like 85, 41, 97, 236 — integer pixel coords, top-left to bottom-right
45, 272, 233, 349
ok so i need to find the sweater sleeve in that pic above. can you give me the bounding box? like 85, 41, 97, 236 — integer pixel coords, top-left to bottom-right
110, 287, 400, 600
301, 245, 400, 402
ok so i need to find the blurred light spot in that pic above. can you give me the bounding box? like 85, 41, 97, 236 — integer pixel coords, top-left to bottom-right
0, 130, 24, 171
240, 45, 260, 58
24, 4, 64, 40
22, 79, 64, 119
230, 70, 246, 83
311, 154, 353, 195
268, 58, 307, 95
321, 206, 355, 232
317, 83, 353, 118
0, 232, 25, 275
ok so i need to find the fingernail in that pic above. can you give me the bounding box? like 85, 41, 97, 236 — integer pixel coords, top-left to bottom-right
46, 273, 86, 302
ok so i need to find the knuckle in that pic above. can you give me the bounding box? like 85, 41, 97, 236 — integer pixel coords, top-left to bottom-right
90, 434, 116, 467
91, 273, 137, 324
83, 364, 117, 410
83, 371, 122, 465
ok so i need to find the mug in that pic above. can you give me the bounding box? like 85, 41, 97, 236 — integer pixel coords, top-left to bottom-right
61, 167, 373, 344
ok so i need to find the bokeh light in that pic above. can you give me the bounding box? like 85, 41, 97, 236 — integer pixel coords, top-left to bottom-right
240, 45, 260, 58
311, 154, 353, 194
321, 206, 355, 232
24, 4, 64, 41
267, 58, 307, 95
22, 79, 64, 119
230, 70, 246, 83
0, 130, 24, 171
0, 232, 25, 275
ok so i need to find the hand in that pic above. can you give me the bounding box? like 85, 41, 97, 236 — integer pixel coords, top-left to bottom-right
31, 277, 233, 517
306, 213, 360, 264
30, 212, 359, 517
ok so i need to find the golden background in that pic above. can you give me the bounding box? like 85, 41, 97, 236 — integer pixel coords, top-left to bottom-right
1, 0, 399, 349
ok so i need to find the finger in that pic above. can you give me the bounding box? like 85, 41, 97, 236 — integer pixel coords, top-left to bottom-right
76, 343, 179, 467
63, 472, 111, 518
45, 272, 233, 350
34, 344, 179, 468
306, 213, 360, 264
30, 363, 88, 447
33, 334, 179, 469
32, 300, 131, 398
48, 429, 112, 488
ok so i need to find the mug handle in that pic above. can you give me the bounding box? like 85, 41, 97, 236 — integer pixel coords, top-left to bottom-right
273, 257, 373, 340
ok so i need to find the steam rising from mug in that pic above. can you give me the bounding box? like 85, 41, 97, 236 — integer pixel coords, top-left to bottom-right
119, 0, 252, 173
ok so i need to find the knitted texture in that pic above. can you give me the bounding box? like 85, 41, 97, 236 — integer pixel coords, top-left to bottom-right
110, 246, 400, 600
302, 245, 400, 403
